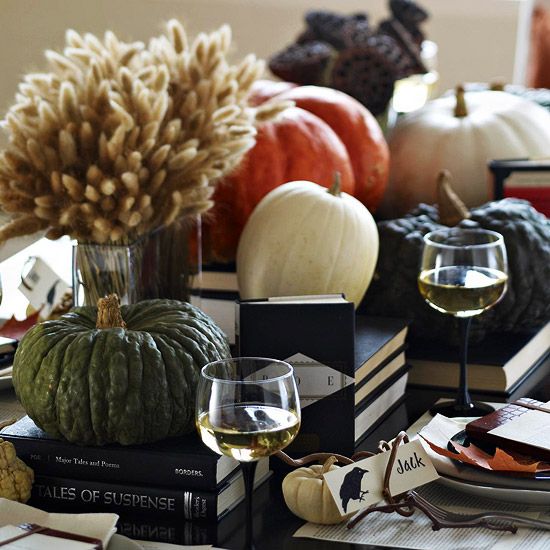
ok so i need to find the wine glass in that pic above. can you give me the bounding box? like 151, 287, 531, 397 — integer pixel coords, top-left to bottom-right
196, 357, 300, 549
418, 228, 508, 417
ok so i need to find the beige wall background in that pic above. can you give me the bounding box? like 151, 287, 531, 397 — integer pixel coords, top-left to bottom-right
0, 0, 529, 121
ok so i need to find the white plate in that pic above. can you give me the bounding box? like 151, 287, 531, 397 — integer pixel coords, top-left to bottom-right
109, 534, 143, 550
438, 474, 550, 506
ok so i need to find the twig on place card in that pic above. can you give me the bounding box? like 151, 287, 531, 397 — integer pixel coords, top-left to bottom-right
278, 431, 539, 534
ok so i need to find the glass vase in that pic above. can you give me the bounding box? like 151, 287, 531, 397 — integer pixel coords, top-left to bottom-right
72, 216, 201, 306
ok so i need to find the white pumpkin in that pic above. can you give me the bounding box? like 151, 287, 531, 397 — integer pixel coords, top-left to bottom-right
381, 88, 550, 217
282, 456, 349, 524
236, 179, 379, 307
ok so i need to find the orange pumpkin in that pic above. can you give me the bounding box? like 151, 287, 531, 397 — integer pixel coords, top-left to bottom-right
203, 82, 389, 263
262, 85, 390, 210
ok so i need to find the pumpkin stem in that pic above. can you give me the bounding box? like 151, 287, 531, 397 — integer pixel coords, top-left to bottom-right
328, 172, 341, 196
454, 85, 468, 118
96, 294, 127, 329
319, 455, 338, 477
437, 170, 471, 226
489, 80, 505, 92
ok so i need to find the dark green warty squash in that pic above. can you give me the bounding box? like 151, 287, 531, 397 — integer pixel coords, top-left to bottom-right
12, 296, 230, 446
361, 198, 550, 343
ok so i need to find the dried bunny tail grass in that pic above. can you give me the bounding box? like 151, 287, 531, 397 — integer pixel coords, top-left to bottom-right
0, 216, 47, 241
255, 100, 294, 123
0, 19, 268, 245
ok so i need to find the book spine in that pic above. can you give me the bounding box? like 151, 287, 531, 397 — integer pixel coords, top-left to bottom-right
31, 475, 219, 521
3, 436, 221, 491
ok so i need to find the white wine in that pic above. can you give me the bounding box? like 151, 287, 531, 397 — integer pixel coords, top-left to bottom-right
197, 404, 300, 462
418, 266, 507, 317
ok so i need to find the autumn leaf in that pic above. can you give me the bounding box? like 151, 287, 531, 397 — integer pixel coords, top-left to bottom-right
0, 311, 40, 340
421, 434, 550, 475
488, 447, 550, 473
420, 434, 491, 469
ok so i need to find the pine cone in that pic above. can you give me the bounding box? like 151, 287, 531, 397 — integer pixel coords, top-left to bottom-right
269, 41, 333, 85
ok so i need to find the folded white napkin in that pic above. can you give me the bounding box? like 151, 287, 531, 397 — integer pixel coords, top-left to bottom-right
419, 414, 550, 491
0, 498, 118, 548
0, 365, 12, 378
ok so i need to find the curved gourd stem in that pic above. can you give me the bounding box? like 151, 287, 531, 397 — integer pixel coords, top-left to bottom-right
454, 85, 468, 118
318, 456, 338, 477
275, 450, 355, 467
437, 170, 470, 226
96, 293, 126, 329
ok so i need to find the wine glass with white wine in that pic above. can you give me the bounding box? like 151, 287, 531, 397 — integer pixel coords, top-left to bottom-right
418, 228, 508, 417
196, 357, 300, 549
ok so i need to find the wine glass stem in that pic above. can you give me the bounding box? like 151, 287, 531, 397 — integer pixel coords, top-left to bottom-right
241, 460, 258, 550
456, 316, 473, 409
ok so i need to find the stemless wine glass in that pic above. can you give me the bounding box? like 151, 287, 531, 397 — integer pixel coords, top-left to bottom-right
196, 357, 300, 549
418, 228, 508, 417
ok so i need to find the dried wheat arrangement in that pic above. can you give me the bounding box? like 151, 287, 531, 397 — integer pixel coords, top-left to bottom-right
0, 19, 285, 246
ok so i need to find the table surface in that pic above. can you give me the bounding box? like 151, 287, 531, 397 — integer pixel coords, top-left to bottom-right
3, 376, 550, 550
200, 375, 550, 550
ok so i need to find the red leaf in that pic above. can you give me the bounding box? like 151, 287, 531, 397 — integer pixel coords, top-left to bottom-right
0, 311, 41, 340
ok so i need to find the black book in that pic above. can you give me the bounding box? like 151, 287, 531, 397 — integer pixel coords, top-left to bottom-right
407, 321, 550, 394
29, 459, 270, 521
1, 416, 239, 490
237, 295, 409, 456
354, 316, 409, 383
115, 474, 271, 546
238, 295, 355, 456
354, 365, 410, 445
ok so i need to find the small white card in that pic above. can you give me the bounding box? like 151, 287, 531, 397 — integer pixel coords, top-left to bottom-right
323, 439, 439, 516
19, 257, 70, 318
489, 401, 550, 452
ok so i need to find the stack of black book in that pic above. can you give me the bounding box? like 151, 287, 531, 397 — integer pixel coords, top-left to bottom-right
1, 416, 270, 524
191, 263, 239, 345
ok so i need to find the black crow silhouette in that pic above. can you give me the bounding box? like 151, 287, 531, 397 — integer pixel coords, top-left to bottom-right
339, 467, 369, 512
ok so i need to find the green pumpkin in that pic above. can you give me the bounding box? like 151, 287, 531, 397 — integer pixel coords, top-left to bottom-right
13, 296, 230, 446
361, 197, 550, 344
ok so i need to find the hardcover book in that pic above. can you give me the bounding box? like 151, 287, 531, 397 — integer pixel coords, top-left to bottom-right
1, 416, 239, 491
238, 295, 355, 455
355, 365, 410, 444
407, 321, 550, 394
29, 459, 270, 521
114, 472, 271, 546
237, 296, 409, 456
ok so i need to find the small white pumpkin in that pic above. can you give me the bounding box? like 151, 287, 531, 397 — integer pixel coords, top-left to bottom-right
282, 456, 348, 524
236, 178, 379, 307
381, 87, 550, 217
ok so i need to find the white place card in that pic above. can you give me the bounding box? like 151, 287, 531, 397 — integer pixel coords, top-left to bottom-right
489, 400, 550, 452
323, 439, 439, 516
18, 257, 70, 318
